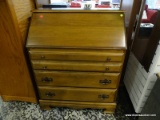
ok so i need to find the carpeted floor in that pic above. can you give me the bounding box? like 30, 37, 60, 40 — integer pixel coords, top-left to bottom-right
0, 86, 137, 120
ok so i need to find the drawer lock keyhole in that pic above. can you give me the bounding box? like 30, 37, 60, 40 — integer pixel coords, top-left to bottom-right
41, 77, 53, 82
45, 92, 55, 97
98, 94, 109, 100
43, 66, 47, 69
106, 57, 111, 61
99, 79, 111, 85
105, 67, 109, 71
41, 55, 45, 59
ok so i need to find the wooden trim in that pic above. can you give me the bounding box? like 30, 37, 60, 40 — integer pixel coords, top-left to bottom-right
1, 0, 37, 102
130, 0, 146, 49
5, 0, 23, 46
35, 0, 38, 8
1, 95, 37, 103
142, 11, 160, 71
126, 0, 142, 46
121, 0, 143, 85
39, 100, 116, 113
6, 0, 35, 45
27, 46, 127, 50
33, 9, 125, 13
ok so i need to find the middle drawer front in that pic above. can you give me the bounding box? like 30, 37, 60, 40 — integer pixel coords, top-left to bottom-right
34, 71, 120, 88
32, 61, 122, 72
38, 87, 117, 103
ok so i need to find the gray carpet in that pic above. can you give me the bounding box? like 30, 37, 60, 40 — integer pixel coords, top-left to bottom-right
0, 86, 135, 120
0, 97, 130, 120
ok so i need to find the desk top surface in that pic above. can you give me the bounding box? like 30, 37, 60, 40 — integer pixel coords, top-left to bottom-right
27, 11, 126, 49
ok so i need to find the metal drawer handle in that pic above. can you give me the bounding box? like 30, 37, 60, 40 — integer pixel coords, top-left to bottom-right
41, 77, 53, 82
98, 94, 109, 100
43, 66, 47, 69
99, 79, 111, 85
106, 57, 111, 61
106, 67, 109, 71
45, 92, 55, 97
41, 55, 45, 59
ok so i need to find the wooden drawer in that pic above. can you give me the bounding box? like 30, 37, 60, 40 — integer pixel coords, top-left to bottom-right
38, 87, 117, 102
39, 100, 116, 113
29, 49, 124, 62
35, 71, 120, 88
32, 60, 123, 72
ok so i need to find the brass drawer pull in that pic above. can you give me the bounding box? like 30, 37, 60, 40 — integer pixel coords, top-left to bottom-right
98, 94, 109, 100
41, 77, 53, 82
45, 92, 55, 97
43, 66, 47, 69
41, 55, 45, 59
99, 79, 111, 85
106, 57, 111, 61
106, 67, 109, 71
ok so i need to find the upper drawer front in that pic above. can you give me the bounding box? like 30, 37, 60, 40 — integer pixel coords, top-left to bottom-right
32, 61, 122, 72
29, 49, 125, 62
38, 87, 116, 102
35, 71, 120, 88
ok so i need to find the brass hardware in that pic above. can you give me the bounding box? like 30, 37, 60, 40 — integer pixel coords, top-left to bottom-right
98, 94, 109, 100
41, 55, 45, 59
45, 92, 55, 97
106, 57, 111, 61
43, 66, 47, 69
120, 14, 123, 17
99, 79, 111, 85
106, 67, 109, 71
41, 77, 53, 82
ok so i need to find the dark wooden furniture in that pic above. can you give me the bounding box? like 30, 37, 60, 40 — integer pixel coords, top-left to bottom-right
26, 10, 126, 113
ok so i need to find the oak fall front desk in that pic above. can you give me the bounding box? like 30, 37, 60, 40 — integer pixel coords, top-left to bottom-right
26, 10, 126, 113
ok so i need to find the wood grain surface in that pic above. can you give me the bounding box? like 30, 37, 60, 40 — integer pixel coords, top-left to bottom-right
26, 11, 126, 49
0, 0, 36, 103
29, 49, 125, 62
26, 10, 126, 112
34, 71, 120, 88
39, 100, 116, 113
11, 0, 35, 43
32, 60, 123, 72
38, 86, 117, 102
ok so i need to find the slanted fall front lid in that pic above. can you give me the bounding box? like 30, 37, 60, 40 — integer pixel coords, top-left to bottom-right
26, 10, 126, 49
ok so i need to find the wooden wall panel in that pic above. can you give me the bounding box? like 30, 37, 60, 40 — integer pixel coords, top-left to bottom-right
121, 0, 134, 27
0, 0, 36, 103
11, 0, 35, 44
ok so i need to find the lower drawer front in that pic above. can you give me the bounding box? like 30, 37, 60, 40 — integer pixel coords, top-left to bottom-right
35, 71, 120, 88
32, 60, 122, 72
39, 100, 116, 113
38, 87, 116, 102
